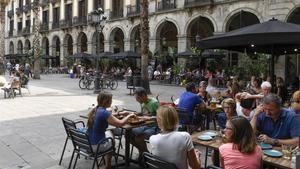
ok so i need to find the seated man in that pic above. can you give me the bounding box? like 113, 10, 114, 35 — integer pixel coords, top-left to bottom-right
178, 82, 205, 125
251, 93, 300, 146
131, 87, 159, 160
242, 81, 272, 106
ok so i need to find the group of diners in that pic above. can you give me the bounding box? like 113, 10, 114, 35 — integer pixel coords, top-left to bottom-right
84, 77, 299, 169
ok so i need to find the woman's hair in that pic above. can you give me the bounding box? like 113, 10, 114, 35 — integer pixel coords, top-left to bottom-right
221, 98, 236, 109
291, 90, 300, 112
87, 92, 113, 129
229, 116, 256, 154
157, 106, 179, 131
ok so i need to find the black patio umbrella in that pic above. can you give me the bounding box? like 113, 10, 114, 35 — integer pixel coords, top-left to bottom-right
94, 52, 113, 59
110, 51, 140, 59
198, 18, 300, 85
201, 49, 226, 59
69, 52, 96, 59
176, 51, 198, 58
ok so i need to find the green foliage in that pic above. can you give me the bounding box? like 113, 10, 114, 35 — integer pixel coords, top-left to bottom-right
228, 54, 268, 79
190, 47, 201, 55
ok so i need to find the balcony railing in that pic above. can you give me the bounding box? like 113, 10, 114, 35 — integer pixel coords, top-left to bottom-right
127, 5, 140, 17
110, 9, 123, 19
60, 19, 72, 28
72, 16, 87, 26
17, 29, 22, 35
50, 0, 58, 4
22, 27, 31, 35
16, 7, 23, 15
23, 4, 31, 13
7, 9, 14, 18
9, 30, 13, 37
184, 0, 214, 7
157, 0, 176, 11
40, 0, 49, 7
52, 21, 59, 29
40, 22, 49, 32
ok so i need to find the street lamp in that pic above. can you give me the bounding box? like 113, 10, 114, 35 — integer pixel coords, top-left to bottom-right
91, 7, 106, 94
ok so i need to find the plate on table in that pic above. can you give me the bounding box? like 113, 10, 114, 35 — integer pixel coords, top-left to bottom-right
198, 135, 213, 141
203, 131, 218, 137
259, 143, 272, 150
263, 149, 283, 157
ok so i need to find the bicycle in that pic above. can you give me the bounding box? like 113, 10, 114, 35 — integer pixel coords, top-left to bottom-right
79, 73, 95, 90
96, 74, 118, 90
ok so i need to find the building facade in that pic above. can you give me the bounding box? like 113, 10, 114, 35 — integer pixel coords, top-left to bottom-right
4, 0, 300, 81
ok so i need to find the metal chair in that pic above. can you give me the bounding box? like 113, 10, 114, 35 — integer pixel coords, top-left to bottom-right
143, 152, 178, 169
68, 128, 117, 169
59, 117, 85, 165
176, 107, 194, 134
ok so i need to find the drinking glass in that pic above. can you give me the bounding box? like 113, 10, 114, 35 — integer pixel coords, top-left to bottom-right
282, 144, 292, 160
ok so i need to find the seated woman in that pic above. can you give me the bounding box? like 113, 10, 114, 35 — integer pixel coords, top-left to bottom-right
290, 90, 300, 114
87, 92, 135, 169
217, 98, 237, 129
219, 116, 262, 169
149, 106, 201, 169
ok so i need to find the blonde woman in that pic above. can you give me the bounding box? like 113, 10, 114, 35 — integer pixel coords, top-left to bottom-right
87, 92, 135, 169
149, 106, 201, 169
290, 90, 300, 114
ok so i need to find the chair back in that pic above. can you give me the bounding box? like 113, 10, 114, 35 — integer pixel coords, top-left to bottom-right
69, 128, 94, 155
176, 107, 192, 124
62, 117, 78, 137
143, 152, 178, 169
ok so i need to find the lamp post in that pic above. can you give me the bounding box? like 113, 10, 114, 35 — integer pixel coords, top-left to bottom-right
91, 7, 106, 94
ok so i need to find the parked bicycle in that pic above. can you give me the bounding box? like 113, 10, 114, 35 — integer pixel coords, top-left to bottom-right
99, 75, 118, 90
79, 72, 95, 90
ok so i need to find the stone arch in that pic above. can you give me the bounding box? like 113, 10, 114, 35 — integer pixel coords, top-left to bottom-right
184, 14, 217, 36
109, 27, 125, 53
129, 24, 140, 52
9, 41, 14, 54
107, 25, 126, 41
223, 8, 261, 32
91, 31, 104, 54
154, 20, 178, 54
41, 37, 50, 67
24, 39, 31, 53
286, 5, 300, 24
63, 34, 74, 57
77, 32, 88, 53
186, 16, 215, 48
17, 40, 23, 54
152, 18, 180, 39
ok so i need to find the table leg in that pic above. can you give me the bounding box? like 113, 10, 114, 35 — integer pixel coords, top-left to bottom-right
204, 147, 208, 168
206, 112, 210, 129
125, 129, 131, 168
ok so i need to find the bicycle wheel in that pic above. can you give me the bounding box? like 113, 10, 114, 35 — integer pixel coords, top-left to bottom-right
79, 79, 86, 89
87, 79, 95, 90
109, 79, 118, 90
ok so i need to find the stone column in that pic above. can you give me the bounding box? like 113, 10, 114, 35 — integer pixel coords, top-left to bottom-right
177, 35, 188, 53
49, 3, 53, 29
87, 0, 93, 13
87, 41, 93, 53
60, 0, 65, 20
60, 44, 64, 66
124, 38, 130, 51
104, 40, 111, 52
73, 0, 78, 17
149, 36, 158, 55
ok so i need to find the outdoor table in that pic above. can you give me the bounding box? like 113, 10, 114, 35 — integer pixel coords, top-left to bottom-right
195, 104, 222, 130
192, 130, 293, 169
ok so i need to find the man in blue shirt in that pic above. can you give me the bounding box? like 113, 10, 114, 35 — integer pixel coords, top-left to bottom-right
178, 82, 205, 124
251, 93, 300, 146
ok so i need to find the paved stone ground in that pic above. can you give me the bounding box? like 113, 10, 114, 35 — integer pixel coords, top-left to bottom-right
0, 74, 211, 169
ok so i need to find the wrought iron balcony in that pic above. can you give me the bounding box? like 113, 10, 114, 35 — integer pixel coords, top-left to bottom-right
127, 5, 140, 17
52, 21, 59, 29
60, 19, 72, 28
17, 29, 22, 35
157, 0, 176, 11
7, 9, 14, 18
16, 7, 23, 15
40, 0, 49, 7
50, 0, 58, 4
40, 22, 49, 32
23, 4, 31, 13
72, 16, 87, 26
22, 27, 31, 35
184, 0, 214, 7
110, 9, 123, 19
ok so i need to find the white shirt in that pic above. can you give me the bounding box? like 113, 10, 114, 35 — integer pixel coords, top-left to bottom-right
149, 131, 194, 169
236, 102, 255, 120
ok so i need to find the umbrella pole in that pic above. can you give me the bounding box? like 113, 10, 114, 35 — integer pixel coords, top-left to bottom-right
270, 45, 275, 91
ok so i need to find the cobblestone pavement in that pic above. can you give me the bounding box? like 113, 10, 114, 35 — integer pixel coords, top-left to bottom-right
0, 74, 210, 169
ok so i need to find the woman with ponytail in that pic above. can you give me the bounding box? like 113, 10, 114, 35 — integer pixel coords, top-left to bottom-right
87, 92, 135, 169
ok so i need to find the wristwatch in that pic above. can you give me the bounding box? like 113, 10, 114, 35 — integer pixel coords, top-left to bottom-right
272, 138, 279, 145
